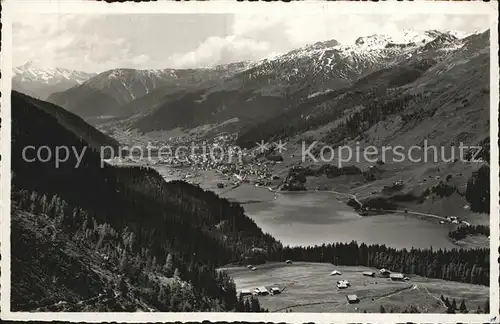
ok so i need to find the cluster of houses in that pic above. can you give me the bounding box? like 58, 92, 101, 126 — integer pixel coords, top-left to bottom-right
240, 262, 411, 306
374, 268, 409, 281
329, 268, 410, 304
238, 286, 282, 298
439, 216, 470, 226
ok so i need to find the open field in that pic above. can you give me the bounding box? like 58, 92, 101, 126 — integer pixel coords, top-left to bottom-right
222, 262, 489, 313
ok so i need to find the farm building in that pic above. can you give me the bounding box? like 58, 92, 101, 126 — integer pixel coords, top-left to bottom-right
253, 287, 269, 296
337, 282, 348, 289
285, 260, 293, 264
379, 268, 391, 277
270, 287, 281, 295
362, 271, 375, 277
330, 270, 342, 276
238, 289, 252, 297
346, 295, 360, 304
337, 280, 350, 286
390, 273, 405, 281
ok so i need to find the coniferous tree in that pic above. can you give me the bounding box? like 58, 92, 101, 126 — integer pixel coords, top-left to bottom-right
451, 299, 457, 311
459, 300, 467, 313
164, 253, 174, 277
483, 299, 490, 313
118, 276, 128, 296
244, 299, 251, 312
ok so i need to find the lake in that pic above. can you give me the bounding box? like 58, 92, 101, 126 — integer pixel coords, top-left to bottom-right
153, 165, 457, 250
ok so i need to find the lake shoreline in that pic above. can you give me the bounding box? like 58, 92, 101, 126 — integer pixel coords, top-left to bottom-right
127, 162, 464, 250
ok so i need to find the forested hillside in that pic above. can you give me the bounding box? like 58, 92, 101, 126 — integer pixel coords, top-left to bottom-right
11, 90, 276, 311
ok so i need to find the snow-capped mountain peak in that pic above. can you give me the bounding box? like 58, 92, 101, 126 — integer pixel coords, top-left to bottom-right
12, 62, 97, 100
239, 29, 469, 98
13, 62, 96, 85
355, 29, 433, 49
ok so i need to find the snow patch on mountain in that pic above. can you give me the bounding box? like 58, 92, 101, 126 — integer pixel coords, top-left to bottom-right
242, 29, 466, 95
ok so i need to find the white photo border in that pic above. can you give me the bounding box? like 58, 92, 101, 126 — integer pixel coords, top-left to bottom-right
1, 0, 499, 323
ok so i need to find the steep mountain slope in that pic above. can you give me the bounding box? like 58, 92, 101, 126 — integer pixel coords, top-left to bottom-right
13, 92, 119, 152
47, 62, 251, 120
236, 30, 487, 149
11, 91, 277, 311
12, 61, 96, 100
129, 30, 471, 135
236, 30, 490, 222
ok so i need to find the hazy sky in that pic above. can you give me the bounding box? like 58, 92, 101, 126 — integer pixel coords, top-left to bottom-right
12, 13, 489, 73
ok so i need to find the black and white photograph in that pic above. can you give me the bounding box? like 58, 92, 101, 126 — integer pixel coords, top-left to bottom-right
1, 0, 498, 322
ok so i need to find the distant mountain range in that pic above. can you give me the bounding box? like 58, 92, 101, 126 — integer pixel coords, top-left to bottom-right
237, 29, 490, 150
12, 61, 96, 100
46, 62, 251, 120
13, 29, 485, 142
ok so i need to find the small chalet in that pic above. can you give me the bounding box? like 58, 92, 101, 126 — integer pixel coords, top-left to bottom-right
362, 271, 375, 277
337, 280, 350, 286
330, 270, 342, 276
379, 268, 391, 277
254, 286, 269, 295
337, 282, 348, 289
346, 295, 360, 304
389, 273, 405, 281
238, 289, 252, 297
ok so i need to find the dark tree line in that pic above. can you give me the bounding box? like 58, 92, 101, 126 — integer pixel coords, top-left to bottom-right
440, 294, 489, 314
466, 165, 490, 213
269, 241, 489, 286
449, 225, 490, 241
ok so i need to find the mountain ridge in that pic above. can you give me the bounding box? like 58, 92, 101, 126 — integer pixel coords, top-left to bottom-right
12, 62, 96, 100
